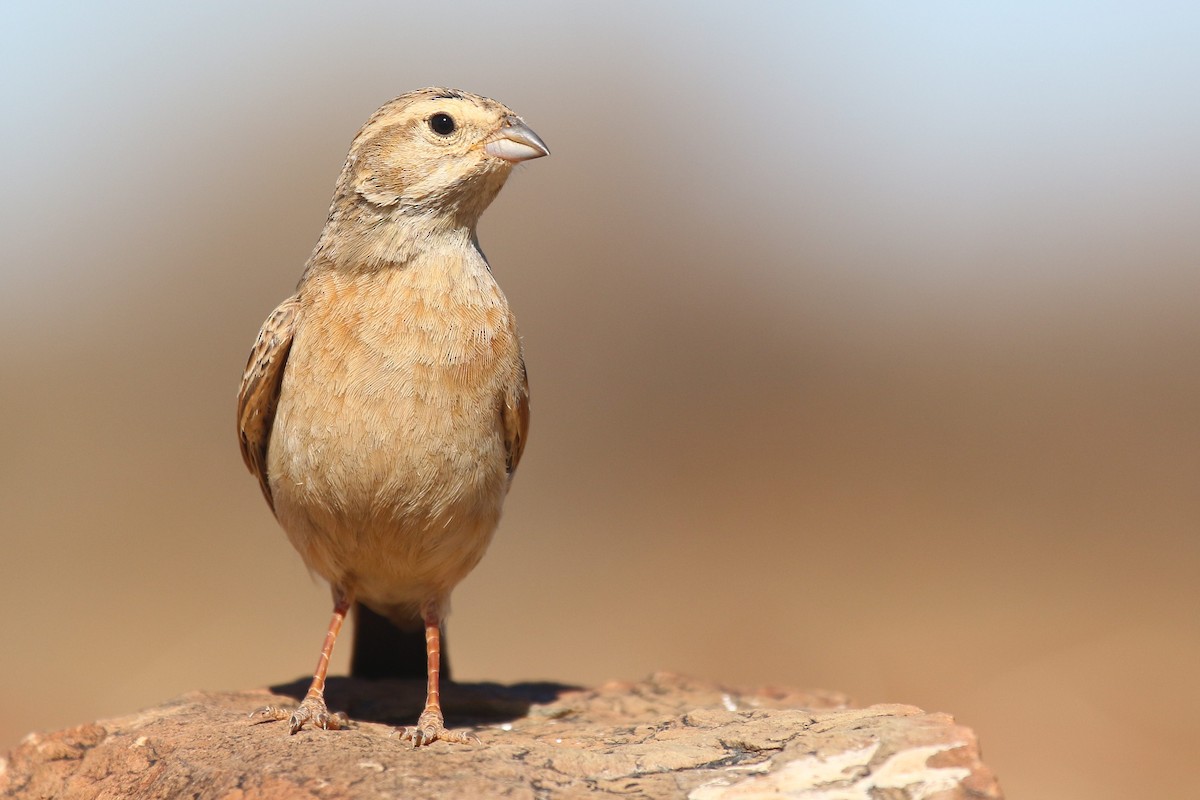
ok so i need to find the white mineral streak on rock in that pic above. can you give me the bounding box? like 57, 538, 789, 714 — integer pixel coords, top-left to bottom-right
689, 740, 971, 799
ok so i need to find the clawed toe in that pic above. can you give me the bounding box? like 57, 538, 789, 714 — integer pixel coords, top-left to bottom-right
250, 697, 348, 734
249, 704, 291, 725
397, 710, 479, 747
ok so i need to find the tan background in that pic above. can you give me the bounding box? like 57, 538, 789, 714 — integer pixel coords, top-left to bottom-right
2, 4, 1197, 799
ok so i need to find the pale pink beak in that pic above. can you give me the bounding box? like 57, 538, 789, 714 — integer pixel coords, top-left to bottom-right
484, 119, 550, 163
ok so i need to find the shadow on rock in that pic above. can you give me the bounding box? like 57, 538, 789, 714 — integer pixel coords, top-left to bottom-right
267, 676, 581, 728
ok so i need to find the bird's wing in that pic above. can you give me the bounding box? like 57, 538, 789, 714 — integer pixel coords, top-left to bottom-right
237, 295, 301, 511
502, 357, 530, 477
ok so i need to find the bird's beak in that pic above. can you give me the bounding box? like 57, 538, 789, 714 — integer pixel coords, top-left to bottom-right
484, 119, 550, 163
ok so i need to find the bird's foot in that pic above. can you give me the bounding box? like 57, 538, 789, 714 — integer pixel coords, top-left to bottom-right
397, 709, 479, 747
250, 696, 349, 734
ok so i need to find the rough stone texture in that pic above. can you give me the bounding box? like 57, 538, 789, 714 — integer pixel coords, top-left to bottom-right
0, 673, 1002, 799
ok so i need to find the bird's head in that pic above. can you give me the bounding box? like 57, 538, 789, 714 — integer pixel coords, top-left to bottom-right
338, 88, 548, 230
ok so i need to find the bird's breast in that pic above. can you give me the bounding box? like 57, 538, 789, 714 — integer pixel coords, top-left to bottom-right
268, 259, 522, 539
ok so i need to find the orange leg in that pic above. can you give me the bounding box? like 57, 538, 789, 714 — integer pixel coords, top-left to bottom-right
423, 608, 445, 719
400, 605, 476, 746
252, 588, 352, 733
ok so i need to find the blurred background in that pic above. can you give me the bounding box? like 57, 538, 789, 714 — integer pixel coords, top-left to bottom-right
2, 3, 1197, 798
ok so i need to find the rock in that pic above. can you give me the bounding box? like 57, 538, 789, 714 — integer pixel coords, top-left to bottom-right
0, 672, 1002, 799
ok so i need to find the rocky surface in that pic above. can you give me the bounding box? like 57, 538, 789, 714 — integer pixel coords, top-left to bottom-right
0, 672, 1002, 799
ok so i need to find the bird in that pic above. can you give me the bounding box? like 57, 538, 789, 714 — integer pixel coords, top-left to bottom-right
236, 88, 547, 745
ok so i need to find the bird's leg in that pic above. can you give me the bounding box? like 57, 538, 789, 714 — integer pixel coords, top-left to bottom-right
399, 604, 478, 746
252, 587, 352, 733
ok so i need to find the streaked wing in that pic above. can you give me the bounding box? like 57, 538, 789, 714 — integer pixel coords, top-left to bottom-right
237, 295, 301, 511
502, 357, 530, 477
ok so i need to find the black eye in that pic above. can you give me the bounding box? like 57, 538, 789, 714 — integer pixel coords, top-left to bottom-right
429, 112, 456, 135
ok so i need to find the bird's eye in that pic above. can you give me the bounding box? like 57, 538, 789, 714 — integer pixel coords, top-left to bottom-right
429, 113, 456, 136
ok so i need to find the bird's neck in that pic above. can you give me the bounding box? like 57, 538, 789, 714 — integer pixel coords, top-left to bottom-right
305, 198, 479, 276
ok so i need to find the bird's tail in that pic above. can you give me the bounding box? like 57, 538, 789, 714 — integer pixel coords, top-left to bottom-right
350, 602, 450, 681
